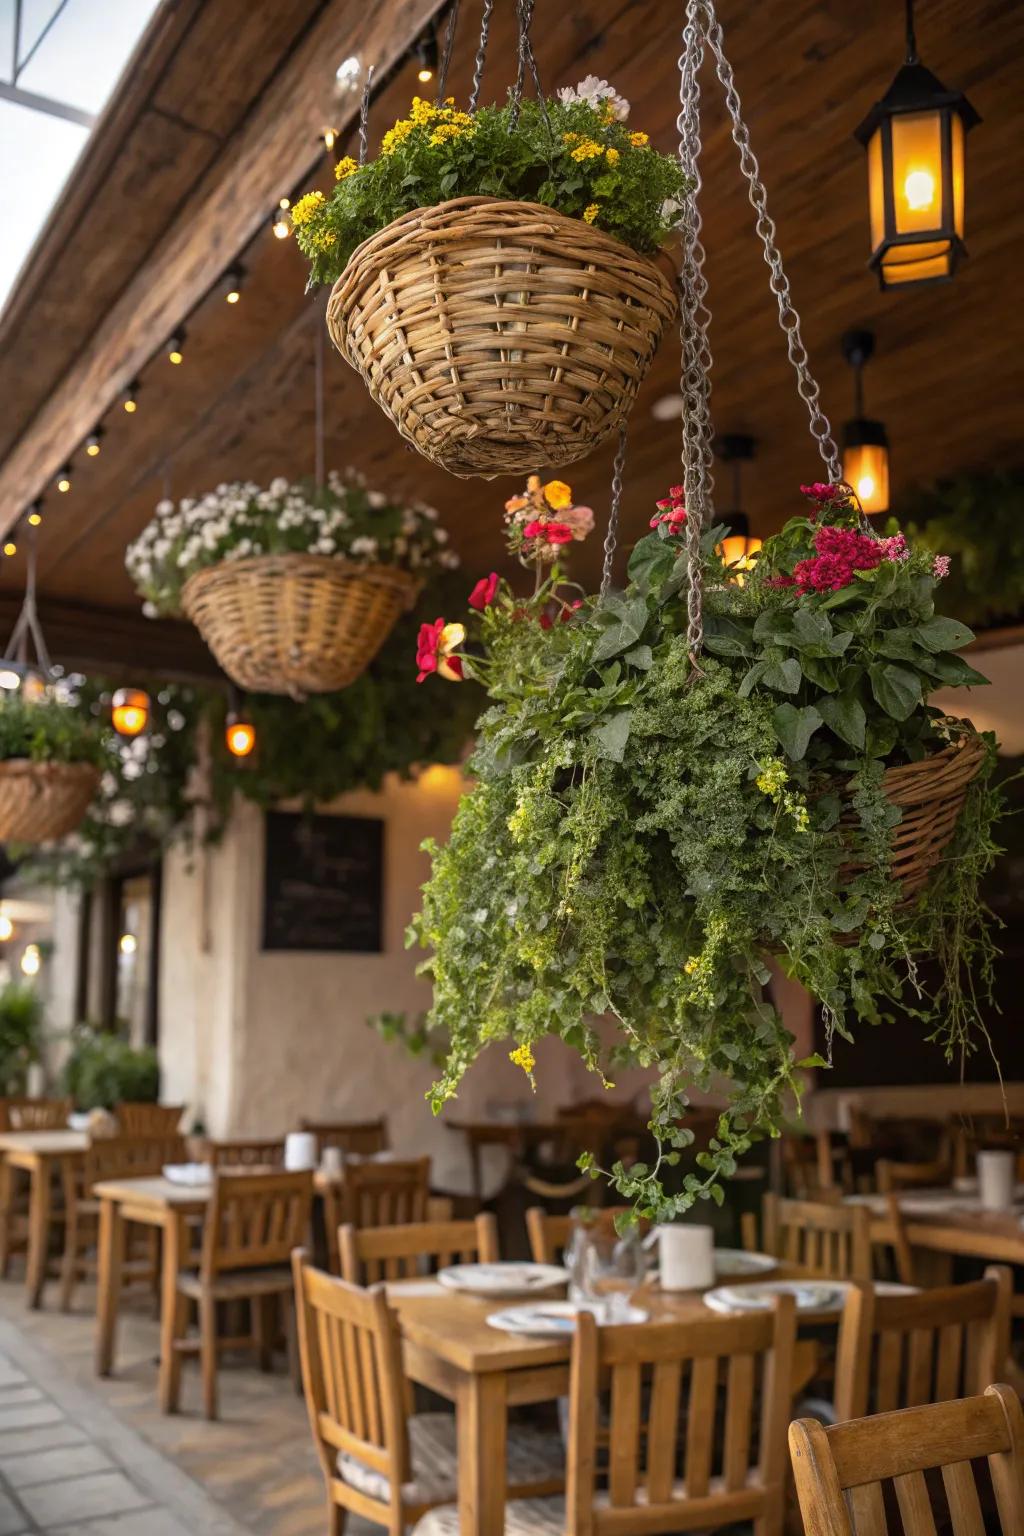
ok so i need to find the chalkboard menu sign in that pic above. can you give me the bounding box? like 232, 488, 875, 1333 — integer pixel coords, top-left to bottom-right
262, 811, 384, 953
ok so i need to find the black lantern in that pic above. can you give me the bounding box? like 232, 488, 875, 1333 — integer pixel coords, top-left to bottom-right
715, 434, 761, 578
854, 0, 979, 290
841, 330, 890, 515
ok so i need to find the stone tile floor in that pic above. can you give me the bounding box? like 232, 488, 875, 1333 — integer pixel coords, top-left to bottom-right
0, 1281, 342, 1536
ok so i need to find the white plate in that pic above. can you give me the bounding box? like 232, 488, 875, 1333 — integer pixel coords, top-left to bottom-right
703, 1278, 917, 1315
714, 1248, 778, 1279
438, 1262, 568, 1298
162, 1162, 212, 1186
486, 1300, 649, 1337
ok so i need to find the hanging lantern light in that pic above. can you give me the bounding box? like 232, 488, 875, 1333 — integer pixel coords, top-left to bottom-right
841, 329, 890, 515
715, 434, 762, 578
225, 714, 257, 759
111, 687, 150, 737
854, 0, 979, 290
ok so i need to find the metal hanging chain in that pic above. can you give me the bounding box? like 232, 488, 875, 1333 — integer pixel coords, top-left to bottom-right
600, 425, 628, 600
4, 526, 52, 676
699, 0, 841, 482
314, 317, 326, 490
509, 0, 550, 134
468, 0, 494, 112
358, 64, 375, 165
435, 0, 461, 104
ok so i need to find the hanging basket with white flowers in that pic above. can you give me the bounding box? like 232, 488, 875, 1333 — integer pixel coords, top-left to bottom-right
126, 473, 459, 697
293, 36, 684, 477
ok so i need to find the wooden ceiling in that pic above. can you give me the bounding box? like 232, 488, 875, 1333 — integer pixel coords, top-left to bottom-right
1, 0, 1021, 677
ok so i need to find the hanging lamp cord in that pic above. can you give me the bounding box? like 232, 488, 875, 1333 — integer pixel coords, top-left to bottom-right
904, 0, 919, 63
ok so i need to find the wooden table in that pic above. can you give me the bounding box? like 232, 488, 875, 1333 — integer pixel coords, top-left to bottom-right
0, 1130, 88, 1308
387, 1272, 824, 1536
849, 1189, 1024, 1271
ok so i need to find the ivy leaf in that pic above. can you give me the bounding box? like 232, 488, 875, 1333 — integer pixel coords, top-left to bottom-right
772, 703, 823, 762
702, 614, 753, 658
869, 663, 922, 721
914, 616, 976, 653
623, 644, 653, 671
627, 535, 674, 593
796, 1053, 829, 1070
753, 611, 793, 644
875, 628, 921, 662
590, 709, 633, 762
737, 662, 766, 698
791, 608, 833, 647
816, 692, 866, 750
760, 656, 802, 694
918, 653, 990, 688
590, 598, 649, 663
799, 655, 839, 691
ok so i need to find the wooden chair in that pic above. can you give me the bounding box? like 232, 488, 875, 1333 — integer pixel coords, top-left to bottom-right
525, 1204, 634, 1265
789, 1384, 1024, 1536
292, 1251, 565, 1536
4, 1097, 72, 1130
115, 1102, 183, 1135
322, 1157, 431, 1273
742, 1193, 873, 1281
59, 1133, 186, 1312
209, 1137, 285, 1168
169, 1169, 312, 1419
0, 1098, 74, 1277
301, 1116, 389, 1157
338, 1214, 499, 1285
413, 1294, 798, 1536
875, 1157, 952, 1194
834, 1267, 1011, 1422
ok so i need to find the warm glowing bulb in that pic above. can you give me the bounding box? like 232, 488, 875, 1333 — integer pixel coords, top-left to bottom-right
21, 945, 40, 977
168, 347, 183, 364
119, 932, 137, 955
0, 914, 12, 942
856, 474, 876, 501
112, 688, 150, 737
86, 435, 101, 456
3, 542, 16, 557
225, 288, 240, 303
903, 169, 936, 211
123, 391, 138, 413
278, 197, 290, 210
323, 127, 337, 150
28, 510, 42, 526
272, 214, 291, 240
417, 66, 433, 82
226, 720, 256, 758
57, 474, 71, 493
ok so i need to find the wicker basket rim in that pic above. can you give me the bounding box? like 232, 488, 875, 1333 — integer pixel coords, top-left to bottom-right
332, 195, 676, 313
181, 553, 422, 606
0, 758, 99, 780
880, 727, 986, 791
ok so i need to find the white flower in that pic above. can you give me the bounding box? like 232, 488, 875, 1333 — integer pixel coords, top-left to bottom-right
155, 499, 174, 515
142, 601, 158, 619
368, 491, 388, 509
557, 75, 629, 121
350, 535, 379, 559
269, 477, 290, 497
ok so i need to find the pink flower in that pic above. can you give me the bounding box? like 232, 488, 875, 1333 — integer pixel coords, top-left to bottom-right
558, 504, 595, 541
523, 520, 574, 545
764, 574, 796, 589
792, 526, 883, 593
877, 533, 909, 563
933, 554, 951, 579
561, 598, 583, 622
415, 619, 465, 683
800, 482, 844, 503
652, 484, 687, 533
468, 572, 499, 610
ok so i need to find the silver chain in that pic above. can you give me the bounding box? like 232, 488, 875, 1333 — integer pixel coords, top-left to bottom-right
358, 64, 374, 165
700, 0, 841, 482
469, 0, 493, 112
435, 0, 461, 105
600, 425, 628, 600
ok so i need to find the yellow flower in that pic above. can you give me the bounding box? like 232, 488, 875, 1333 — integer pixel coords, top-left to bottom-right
509, 1042, 536, 1076
628, 131, 649, 147
570, 139, 603, 162
684, 957, 699, 976
309, 228, 337, 251
582, 203, 599, 224
381, 118, 414, 155
605, 147, 620, 166
562, 131, 581, 144
334, 156, 358, 181
410, 96, 438, 126
544, 480, 573, 510
290, 191, 325, 227
429, 121, 471, 146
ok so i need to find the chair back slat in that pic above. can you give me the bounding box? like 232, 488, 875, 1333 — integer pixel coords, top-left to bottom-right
338, 1215, 499, 1285
292, 1252, 409, 1512
87, 1133, 186, 1184
759, 1192, 872, 1281
115, 1103, 183, 1135
301, 1117, 388, 1157
876, 1157, 952, 1193
5, 1097, 72, 1131
834, 1269, 1011, 1421
338, 1158, 431, 1233
790, 1387, 1024, 1536
202, 1170, 312, 1278
210, 1137, 285, 1169
567, 1297, 796, 1536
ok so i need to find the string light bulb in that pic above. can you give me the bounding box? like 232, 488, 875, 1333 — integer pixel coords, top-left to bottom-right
0, 913, 13, 942
111, 687, 150, 737
271, 203, 291, 239
415, 23, 438, 83
85, 428, 103, 457
225, 714, 257, 758
20, 944, 40, 978
167, 331, 185, 364
122, 382, 139, 413
27, 503, 42, 527
2, 542, 16, 557
223, 266, 244, 304
321, 126, 338, 152
56, 466, 72, 493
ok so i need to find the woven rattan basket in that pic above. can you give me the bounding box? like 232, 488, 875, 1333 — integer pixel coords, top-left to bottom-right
326, 197, 677, 478
841, 730, 987, 902
181, 554, 421, 697
0, 760, 99, 844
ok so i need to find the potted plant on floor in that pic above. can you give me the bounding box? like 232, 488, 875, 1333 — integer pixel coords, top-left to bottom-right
409, 480, 1001, 1219
0, 981, 43, 1094
293, 78, 683, 476
126, 471, 459, 697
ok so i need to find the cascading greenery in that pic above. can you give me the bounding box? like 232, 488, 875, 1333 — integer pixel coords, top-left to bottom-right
410, 484, 1004, 1219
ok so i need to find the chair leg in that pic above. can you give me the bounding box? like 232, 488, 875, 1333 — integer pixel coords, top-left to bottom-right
199, 1291, 219, 1421
59, 1205, 79, 1313
166, 1287, 190, 1414
254, 1294, 274, 1372
284, 1297, 302, 1395
0, 1162, 11, 1279
328, 1498, 347, 1536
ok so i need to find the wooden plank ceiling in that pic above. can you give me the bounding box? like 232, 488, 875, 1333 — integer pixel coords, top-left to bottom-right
1, 0, 1021, 678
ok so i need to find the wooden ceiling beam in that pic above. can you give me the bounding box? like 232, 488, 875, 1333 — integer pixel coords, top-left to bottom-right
0, 0, 449, 536
0, 596, 222, 683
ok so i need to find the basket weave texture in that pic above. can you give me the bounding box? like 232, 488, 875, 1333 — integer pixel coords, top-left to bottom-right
326, 197, 677, 478
842, 731, 987, 902
0, 760, 99, 844
181, 553, 421, 697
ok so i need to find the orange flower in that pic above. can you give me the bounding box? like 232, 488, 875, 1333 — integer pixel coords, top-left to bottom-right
543, 480, 573, 510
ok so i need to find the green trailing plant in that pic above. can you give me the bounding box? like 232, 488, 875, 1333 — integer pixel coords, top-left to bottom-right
0, 982, 43, 1093
409, 479, 1003, 1220
366, 1011, 448, 1069
292, 82, 687, 284
896, 469, 1024, 631
60, 1023, 159, 1111
0, 688, 110, 767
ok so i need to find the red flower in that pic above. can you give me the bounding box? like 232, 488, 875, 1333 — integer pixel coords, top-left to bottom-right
561, 599, 584, 623
764, 574, 795, 589
799, 482, 843, 503
415, 619, 465, 683
469, 572, 499, 610
791, 526, 882, 594
652, 485, 687, 532
524, 519, 574, 545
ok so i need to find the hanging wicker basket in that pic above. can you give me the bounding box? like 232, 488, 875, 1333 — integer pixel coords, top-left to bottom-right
841, 730, 987, 903
326, 197, 677, 479
181, 553, 421, 697
0, 760, 99, 844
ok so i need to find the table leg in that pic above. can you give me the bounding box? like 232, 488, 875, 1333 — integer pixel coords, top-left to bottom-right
0, 1157, 11, 1278
456, 1372, 508, 1536
25, 1158, 51, 1309
158, 1210, 188, 1414
95, 1196, 125, 1376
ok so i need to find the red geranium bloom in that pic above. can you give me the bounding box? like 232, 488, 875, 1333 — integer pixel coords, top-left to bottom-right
523, 519, 574, 545
415, 619, 465, 683
792, 526, 883, 593
468, 572, 500, 610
